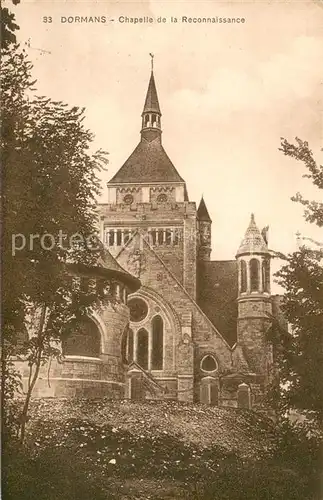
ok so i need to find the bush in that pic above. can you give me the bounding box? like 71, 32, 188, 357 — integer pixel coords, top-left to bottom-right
2, 441, 115, 500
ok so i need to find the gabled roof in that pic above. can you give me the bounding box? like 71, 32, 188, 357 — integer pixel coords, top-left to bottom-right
197, 260, 238, 347
197, 197, 212, 222
236, 214, 268, 256
142, 72, 161, 114
108, 136, 185, 184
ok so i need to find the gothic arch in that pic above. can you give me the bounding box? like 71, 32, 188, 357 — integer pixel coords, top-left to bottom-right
151, 315, 164, 370
127, 286, 181, 371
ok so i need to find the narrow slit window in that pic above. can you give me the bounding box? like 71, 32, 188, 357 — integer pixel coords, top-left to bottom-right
250, 258, 260, 292
240, 260, 247, 293
151, 315, 163, 370
262, 259, 270, 293
158, 229, 164, 245
108, 230, 115, 246
151, 229, 157, 246
165, 229, 172, 245
137, 328, 148, 370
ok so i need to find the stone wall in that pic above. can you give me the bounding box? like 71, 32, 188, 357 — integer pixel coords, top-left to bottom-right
15, 302, 130, 399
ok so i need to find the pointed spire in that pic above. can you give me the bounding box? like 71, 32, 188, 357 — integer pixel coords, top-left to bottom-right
236, 213, 268, 256
197, 196, 212, 222
141, 57, 162, 141
142, 71, 161, 114
149, 52, 154, 71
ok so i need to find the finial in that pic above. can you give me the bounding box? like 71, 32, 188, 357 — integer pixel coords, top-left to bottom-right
250, 213, 255, 223
149, 52, 154, 72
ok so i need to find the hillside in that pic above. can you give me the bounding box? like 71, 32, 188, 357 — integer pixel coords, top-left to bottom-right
4, 398, 317, 500
14, 398, 288, 499
27, 398, 276, 460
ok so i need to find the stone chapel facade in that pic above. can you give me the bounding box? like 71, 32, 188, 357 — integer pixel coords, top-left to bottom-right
96, 68, 282, 408
18, 67, 283, 407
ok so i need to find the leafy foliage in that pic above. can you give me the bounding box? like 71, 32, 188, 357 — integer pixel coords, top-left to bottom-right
272, 250, 323, 420
1, 44, 110, 441
272, 138, 323, 424
280, 138, 323, 226
1, 1, 20, 50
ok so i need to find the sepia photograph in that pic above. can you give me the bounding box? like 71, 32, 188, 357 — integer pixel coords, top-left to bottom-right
1, 0, 323, 499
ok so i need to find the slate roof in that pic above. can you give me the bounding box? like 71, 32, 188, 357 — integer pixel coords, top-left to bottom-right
97, 248, 141, 291
236, 214, 268, 256
197, 197, 212, 222
108, 136, 185, 184
143, 72, 161, 114
197, 260, 238, 346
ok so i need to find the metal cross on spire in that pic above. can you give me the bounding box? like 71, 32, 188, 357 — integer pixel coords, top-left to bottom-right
149, 52, 154, 71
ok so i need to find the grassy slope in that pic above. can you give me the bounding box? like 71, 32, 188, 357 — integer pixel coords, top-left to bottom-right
28, 398, 276, 458
20, 398, 281, 499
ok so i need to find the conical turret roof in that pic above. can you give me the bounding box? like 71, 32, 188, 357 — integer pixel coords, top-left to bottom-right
236, 214, 268, 256
197, 197, 212, 222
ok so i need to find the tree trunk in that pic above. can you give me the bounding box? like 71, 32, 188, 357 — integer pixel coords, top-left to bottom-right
19, 304, 47, 444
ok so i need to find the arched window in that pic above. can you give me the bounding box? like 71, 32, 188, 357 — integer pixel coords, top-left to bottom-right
63, 317, 100, 358
152, 114, 157, 127
137, 328, 148, 370
144, 115, 150, 127
240, 260, 247, 293
262, 259, 270, 293
250, 258, 260, 292
151, 315, 163, 370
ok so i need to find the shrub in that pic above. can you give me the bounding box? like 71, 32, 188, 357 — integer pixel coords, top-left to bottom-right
2, 441, 115, 500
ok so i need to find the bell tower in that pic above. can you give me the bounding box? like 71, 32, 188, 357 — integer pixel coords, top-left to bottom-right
100, 58, 197, 298
236, 214, 272, 378
141, 54, 162, 143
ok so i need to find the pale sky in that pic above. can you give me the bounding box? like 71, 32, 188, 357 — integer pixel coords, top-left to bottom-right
9, 0, 323, 289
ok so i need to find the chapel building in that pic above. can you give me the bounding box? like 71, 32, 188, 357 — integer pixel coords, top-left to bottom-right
97, 66, 281, 407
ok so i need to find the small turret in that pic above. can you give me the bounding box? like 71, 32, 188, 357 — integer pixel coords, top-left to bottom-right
235, 214, 272, 378
197, 197, 212, 261
236, 213, 270, 296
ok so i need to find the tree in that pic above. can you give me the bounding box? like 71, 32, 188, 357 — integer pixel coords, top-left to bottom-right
272, 138, 323, 424
1, 0, 21, 50
1, 44, 110, 443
